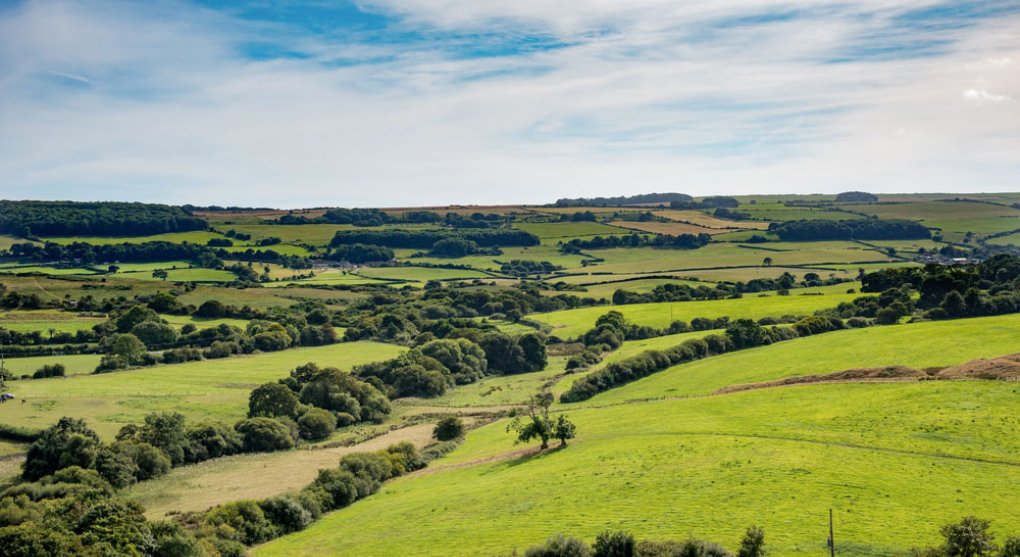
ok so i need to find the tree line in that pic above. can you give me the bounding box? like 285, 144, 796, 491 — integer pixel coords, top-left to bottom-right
0, 200, 207, 237
769, 218, 931, 241
329, 228, 540, 249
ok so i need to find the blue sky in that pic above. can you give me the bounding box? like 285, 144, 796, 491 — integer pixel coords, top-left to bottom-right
0, 0, 1017, 207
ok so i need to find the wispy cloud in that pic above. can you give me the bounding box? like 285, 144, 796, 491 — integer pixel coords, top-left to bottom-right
0, 0, 1017, 206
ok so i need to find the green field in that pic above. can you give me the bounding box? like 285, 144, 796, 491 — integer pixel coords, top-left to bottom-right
357, 266, 491, 282
257, 381, 1020, 557
0, 310, 106, 333
42, 231, 228, 246
0, 341, 406, 438
160, 314, 249, 330
514, 222, 633, 244
585, 313, 1020, 404
0, 353, 103, 377
533, 282, 860, 339
845, 201, 1020, 241
262, 269, 388, 288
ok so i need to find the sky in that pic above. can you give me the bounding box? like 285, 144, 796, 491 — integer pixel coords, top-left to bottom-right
0, 0, 1017, 207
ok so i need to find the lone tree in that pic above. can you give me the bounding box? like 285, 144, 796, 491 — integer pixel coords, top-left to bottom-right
762, 256, 773, 267
737, 526, 767, 557
507, 393, 576, 450
151, 269, 169, 281
941, 516, 996, 557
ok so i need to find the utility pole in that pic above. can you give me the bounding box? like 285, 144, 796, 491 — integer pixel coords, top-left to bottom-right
828, 508, 835, 557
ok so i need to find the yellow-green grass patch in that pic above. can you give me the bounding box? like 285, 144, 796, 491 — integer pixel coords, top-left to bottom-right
0, 341, 406, 438
533, 283, 860, 339
1, 354, 103, 377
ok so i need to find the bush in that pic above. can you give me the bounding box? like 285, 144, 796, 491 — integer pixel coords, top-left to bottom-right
637, 539, 733, 557
259, 495, 312, 534
737, 526, 767, 557
248, 383, 300, 419
433, 416, 464, 441
306, 469, 361, 510
204, 500, 278, 545
185, 421, 244, 462
595, 530, 636, 557
526, 534, 593, 557
23, 417, 101, 481
297, 408, 336, 441
235, 418, 296, 453
31, 364, 65, 379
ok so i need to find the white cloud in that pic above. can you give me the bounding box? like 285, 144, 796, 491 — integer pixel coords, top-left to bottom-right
963, 89, 1009, 102
0, 0, 1018, 206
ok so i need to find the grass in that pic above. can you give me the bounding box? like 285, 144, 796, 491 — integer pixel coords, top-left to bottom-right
585, 313, 1020, 404
357, 266, 490, 282
128, 423, 437, 518
610, 221, 725, 236
176, 286, 298, 310
160, 314, 250, 330
514, 222, 633, 243
256, 381, 1020, 557
652, 210, 770, 229
532, 283, 860, 339
0, 310, 106, 333
42, 231, 228, 245
577, 278, 708, 301
408, 245, 588, 272
845, 201, 1020, 241
0, 341, 406, 438
1, 354, 103, 377
0, 264, 100, 276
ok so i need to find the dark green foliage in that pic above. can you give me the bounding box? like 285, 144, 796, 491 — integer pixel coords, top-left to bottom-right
74, 499, 152, 554
23, 417, 101, 481
430, 237, 478, 257
195, 299, 227, 318
835, 191, 879, 203
501, 260, 563, 277
1001, 537, 1020, 557
95, 442, 170, 487
419, 338, 488, 384
564, 233, 710, 251
737, 526, 767, 557
235, 417, 296, 452
480, 331, 548, 374
330, 228, 539, 249
433, 416, 464, 441
97, 333, 149, 370
770, 218, 930, 241
31, 363, 66, 379
941, 516, 997, 557
0, 522, 85, 556
297, 407, 337, 441
636, 539, 734, 557
249, 382, 300, 418
296, 365, 391, 422
259, 495, 312, 534
204, 500, 279, 545
508, 393, 575, 450
595, 530, 636, 557
555, 192, 692, 207
327, 243, 394, 263
131, 320, 179, 349
525, 534, 593, 557
121, 412, 189, 465
206, 237, 233, 247
724, 319, 769, 349
184, 421, 244, 462
0, 200, 206, 236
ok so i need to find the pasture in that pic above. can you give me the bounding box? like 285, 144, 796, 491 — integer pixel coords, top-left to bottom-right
0, 341, 406, 438
533, 282, 860, 339
256, 381, 1020, 557
586, 313, 1020, 404
0, 310, 106, 333
1, 353, 103, 377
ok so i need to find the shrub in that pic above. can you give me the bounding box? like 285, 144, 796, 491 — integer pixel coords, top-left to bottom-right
204, 500, 278, 545
22, 417, 101, 481
637, 539, 733, 557
594, 530, 636, 557
248, 383, 300, 419
306, 469, 361, 509
259, 495, 312, 534
940, 516, 996, 557
297, 408, 336, 441
31, 363, 65, 379
185, 421, 244, 462
525, 534, 593, 557
737, 526, 767, 557
235, 418, 296, 453
433, 416, 464, 441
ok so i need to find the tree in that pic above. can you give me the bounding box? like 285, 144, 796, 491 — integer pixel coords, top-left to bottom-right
115, 305, 161, 332
737, 526, 767, 557
129, 412, 189, 465
433, 416, 464, 441
23, 417, 101, 480
594, 530, 635, 557
762, 256, 773, 267
297, 407, 337, 441
553, 414, 576, 447
152, 269, 169, 281
130, 321, 178, 349
101, 333, 148, 363
941, 516, 996, 557
507, 393, 561, 450
525, 534, 592, 557
248, 383, 300, 419
236, 417, 296, 452
1001, 537, 1020, 557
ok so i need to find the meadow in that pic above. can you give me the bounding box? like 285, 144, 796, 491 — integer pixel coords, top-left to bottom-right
585, 313, 1020, 404
1, 353, 103, 377
0, 341, 405, 438
533, 282, 860, 339
256, 380, 1020, 557
0, 309, 106, 333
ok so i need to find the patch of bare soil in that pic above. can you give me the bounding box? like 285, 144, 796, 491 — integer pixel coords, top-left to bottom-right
715, 365, 928, 394
936, 353, 1020, 380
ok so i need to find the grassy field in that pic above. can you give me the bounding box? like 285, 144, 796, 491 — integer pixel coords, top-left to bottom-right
1, 353, 103, 377
42, 231, 228, 245
514, 222, 633, 244
408, 245, 589, 272
738, 202, 865, 222
160, 314, 249, 330
652, 210, 770, 229
532, 283, 860, 339
0, 310, 106, 333
256, 381, 1020, 557
129, 423, 437, 518
845, 201, 1020, 241
610, 221, 727, 236
0, 341, 406, 438
357, 266, 491, 282
585, 313, 1020, 404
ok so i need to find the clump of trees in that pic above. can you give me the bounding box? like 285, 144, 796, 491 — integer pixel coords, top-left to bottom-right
562, 232, 710, 251
326, 243, 394, 263
507, 393, 576, 450
330, 229, 539, 249
501, 260, 563, 277
835, 191, 879, 203
908, 516, 1020, 557
554, 193, 694, 207
769, 219, 930, 241
0, 200, 207, 237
